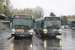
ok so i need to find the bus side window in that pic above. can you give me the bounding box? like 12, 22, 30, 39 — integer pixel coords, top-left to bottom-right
36, 21, 38, 28
41, 21, 43, 28
38, 21, 40, 28
34, 23, 37, 28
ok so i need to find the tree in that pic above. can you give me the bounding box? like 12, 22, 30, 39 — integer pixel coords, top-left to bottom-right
34, 6, 44, 19
0, 0, 5, 14
13, 6, 44, 19
50, 12, 56, 17
3, 0, 13, 18
14, 8, 36, 19
61, 16, 68, 25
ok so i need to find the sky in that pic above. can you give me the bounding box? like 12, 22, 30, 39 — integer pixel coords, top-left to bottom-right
10, 0, 75, 16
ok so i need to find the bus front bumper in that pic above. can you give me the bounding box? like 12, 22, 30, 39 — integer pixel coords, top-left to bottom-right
41, 32, 61, 36
11, 32, 33, 37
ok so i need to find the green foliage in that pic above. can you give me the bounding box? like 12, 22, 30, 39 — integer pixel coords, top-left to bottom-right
60, 16, 68, 25
34, 6, 44, 19
60, 15, 75, 25
4, 0, 13, 17
13, 8, 36, 19
0, 0, 5, 13
50, 12, 56, 17
0, 0, 13, 19
0, 0, 44, 19
13, 6, 44, 19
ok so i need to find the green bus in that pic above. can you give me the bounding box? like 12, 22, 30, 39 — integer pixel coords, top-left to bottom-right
34, 17, 62, 37
71, 20, 75, 30
10, 14, 35, 38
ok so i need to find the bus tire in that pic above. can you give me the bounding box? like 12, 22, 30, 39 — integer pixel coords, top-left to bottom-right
36, 32, 39, 35
31, 37, 33, 39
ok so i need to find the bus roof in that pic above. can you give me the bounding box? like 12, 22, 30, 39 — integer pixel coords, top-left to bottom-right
35, 18, 45, 22
35, 17, 60, 22
12, 14, 34, 19
13, 14, 33, 17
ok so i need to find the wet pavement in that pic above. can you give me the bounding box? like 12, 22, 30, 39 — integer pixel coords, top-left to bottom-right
0, 29, 75, 50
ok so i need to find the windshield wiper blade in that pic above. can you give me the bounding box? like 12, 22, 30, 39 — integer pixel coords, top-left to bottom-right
46, 25, 59, 29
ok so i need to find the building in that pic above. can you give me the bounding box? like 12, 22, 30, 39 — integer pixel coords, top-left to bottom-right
68, 19, 75, 23
68, 19, 75, 29
0, 14, 10, 29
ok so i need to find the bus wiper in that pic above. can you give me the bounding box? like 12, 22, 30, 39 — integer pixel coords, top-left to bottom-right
14, 25, 30, 29
46, 25, 59, 29
23, 25, 31, 29
23, 25, 29, 27
52, 25, 59, 29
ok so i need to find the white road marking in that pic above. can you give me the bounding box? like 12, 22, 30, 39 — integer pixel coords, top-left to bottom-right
66, 38, 75, 43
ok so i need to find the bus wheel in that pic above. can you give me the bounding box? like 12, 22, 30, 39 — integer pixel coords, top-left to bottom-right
30, 37, 33, 39
35, 33, 37, 36
36, 32, 38, 35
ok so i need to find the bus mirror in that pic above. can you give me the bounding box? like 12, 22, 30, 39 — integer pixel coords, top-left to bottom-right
42, 20, 44, 24
33, 19, 35, 23
10, 19, 12, 22
10, 20, 12, 22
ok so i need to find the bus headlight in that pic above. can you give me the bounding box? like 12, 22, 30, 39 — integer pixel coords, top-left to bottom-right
58, 29, 62, 33
30, 33, 33, 35
44, 31, 47, 34
29, 29, 34, 32
59, 31, 62, 33
11, 32, 15, 34
12, 29, 16, 32
43, 29, 48, 34
11, 29, 15, 34
29, 29, 34, 35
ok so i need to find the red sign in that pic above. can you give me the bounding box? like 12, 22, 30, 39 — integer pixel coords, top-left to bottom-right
15, 16, 19, 18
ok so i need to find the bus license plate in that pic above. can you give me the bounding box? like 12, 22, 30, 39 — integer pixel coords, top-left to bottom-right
51, 34, 55, 35
20, 35, 25, 37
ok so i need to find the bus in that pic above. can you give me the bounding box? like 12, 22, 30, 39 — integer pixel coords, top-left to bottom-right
10, 14, 35, 38
34, 17, 62, 37
71, 20, 75, 30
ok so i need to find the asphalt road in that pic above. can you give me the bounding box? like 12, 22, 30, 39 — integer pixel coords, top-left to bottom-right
0, 29, 75, 50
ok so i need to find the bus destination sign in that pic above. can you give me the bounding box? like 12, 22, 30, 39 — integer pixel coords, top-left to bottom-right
45, 17, 60, 20
14, 15, 32, 19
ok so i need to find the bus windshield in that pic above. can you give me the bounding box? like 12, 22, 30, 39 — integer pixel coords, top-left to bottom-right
13, 19, 33, 28
71, 22, 75, 27
44, 21, 61, 29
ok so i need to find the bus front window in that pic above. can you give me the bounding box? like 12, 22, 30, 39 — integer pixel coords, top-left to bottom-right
13, 19, 33, 29
44, 21, 61, 29
72, 22, 75, 27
